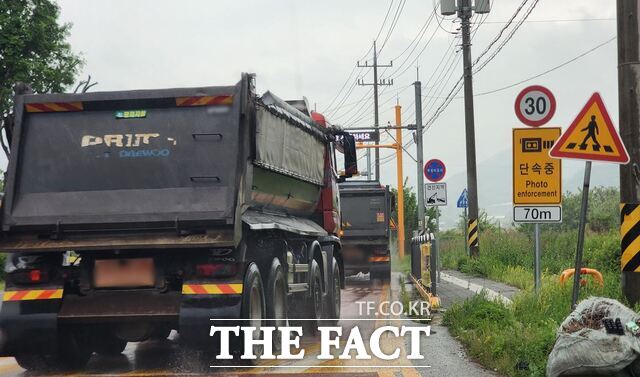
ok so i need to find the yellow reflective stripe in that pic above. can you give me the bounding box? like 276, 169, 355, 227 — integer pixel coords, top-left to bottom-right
3, 289, 64, 301
182, 283, 243, 295
181, 285, 195, 294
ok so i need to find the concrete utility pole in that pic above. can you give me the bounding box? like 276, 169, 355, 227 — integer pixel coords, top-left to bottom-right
617, 0, 640, 304
395, 104, 406, 258
358, 41, 393, 181
459, 0, 481, 256
415, 81, 425, 231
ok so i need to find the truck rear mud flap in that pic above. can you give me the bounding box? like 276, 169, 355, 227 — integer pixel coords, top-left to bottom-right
179, 282, 243, 348
0, 294, 62, 356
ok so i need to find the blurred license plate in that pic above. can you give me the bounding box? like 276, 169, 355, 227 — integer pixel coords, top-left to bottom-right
94, 258, 154, 288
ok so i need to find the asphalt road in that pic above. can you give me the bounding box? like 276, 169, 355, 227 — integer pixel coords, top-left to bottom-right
0, 274, 496, 377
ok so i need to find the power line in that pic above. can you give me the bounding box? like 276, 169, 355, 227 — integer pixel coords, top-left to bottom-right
379, 0, 407, 53
482, 17, 615, 24
472, 0, 528, 67
375, 0, 397, 42
388, 13, 440, 79
473, 0, 541, 74
433, 0, 458, 35
473, 35, 617, 96
322, 0, 396, 113
418, 0, 539, 137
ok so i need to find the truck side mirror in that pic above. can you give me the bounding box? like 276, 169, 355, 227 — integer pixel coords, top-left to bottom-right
337, 132, 357, 182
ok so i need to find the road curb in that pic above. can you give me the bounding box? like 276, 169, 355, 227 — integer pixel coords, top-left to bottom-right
440, 272, 513, 305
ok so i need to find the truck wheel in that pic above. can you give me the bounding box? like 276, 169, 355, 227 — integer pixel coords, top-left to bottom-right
54, 332, 93, 370
16, 332, 92, 371
266, 258, 287, 352
305, 260, 324, 334
240, 262, 265, 362
14, 354, 48, 372
326, 258, 341, 325
94, 335, 127, 356
371, 266, 391, 282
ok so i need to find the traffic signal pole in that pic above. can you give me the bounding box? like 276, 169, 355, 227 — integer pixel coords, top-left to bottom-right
617, 0, 640, 304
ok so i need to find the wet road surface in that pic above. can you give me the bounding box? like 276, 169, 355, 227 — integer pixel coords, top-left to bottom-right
0, 274, 494, 376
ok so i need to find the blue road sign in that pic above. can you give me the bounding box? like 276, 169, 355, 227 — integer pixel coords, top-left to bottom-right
457, 189, 468, 208
424, 159, 446, 182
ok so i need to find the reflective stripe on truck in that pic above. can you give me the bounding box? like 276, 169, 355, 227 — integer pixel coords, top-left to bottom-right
182, 283, 243, 295
175, 95, 233, 107
3, 289, 63, 301
25, 102, 83, 112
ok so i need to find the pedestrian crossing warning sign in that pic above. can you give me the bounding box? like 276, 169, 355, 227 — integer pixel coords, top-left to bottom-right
549, 92, 629, 163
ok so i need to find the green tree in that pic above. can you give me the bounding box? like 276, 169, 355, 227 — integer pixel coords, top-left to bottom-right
0, 0, 82, 120
516, 186, 619, 234
391, 178, 418, 243
425, 206, 440, 234
457, 209, 497, 233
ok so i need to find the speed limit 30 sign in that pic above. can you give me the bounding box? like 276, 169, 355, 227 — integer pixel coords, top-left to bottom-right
515, 85, 556, 127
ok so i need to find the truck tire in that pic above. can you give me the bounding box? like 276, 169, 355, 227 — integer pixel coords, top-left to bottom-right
16, 332, 92, 371
371, 266, 391, 282
239, 262, 265, 362
14, 354, 48, 372
305, 260, 324, 334
326, 257, 341, 326
266, 257, 287, 353
94, 335, 127, 356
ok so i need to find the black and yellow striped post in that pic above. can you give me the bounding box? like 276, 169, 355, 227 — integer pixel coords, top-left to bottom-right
621, 204, 640, 272
621, 203, 640, 304
468, 219, 479, 251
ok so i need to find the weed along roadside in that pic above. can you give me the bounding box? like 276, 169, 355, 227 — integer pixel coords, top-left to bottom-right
438, 187, 628, 376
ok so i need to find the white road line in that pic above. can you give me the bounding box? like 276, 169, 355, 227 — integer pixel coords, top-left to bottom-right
440, 272, 513, 305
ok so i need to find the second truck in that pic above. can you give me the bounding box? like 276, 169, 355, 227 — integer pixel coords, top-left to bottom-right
339, 181, 393, 282
0, 74, 357, 370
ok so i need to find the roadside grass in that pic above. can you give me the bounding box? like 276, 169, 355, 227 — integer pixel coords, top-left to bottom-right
444, 278, 621, 377
440, 227, 624, 377
391, 240, 411, 275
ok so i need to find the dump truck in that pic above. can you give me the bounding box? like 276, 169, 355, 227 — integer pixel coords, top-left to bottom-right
0, 74, 357, 370
339, 181, 392, 281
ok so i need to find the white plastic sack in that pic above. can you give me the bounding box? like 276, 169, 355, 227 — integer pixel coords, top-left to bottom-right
547, 297, 640, 377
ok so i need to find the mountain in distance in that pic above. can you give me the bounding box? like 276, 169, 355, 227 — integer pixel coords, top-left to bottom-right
439, 148, 619, 230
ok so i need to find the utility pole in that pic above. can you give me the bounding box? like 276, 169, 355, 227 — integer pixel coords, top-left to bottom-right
617, 0, 640, 305
441, 0, 489, 256
358, 40, 393, 181
395, 104, 406, 258
415, 80, 425, 232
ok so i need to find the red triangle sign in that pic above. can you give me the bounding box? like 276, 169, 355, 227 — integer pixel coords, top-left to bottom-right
549, 92, 629, 164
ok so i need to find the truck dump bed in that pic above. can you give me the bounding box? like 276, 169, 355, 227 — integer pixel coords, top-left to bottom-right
3, 81, 246, 234
339, 181, 390, 239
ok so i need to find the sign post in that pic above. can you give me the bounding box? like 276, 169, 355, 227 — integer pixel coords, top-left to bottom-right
457, 189, 469, 256
549, 92, 630, 308
513, 85, 560, 293
425, 160, 447, 285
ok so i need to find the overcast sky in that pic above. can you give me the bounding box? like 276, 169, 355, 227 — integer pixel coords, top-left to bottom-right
53, 0, 618, 202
